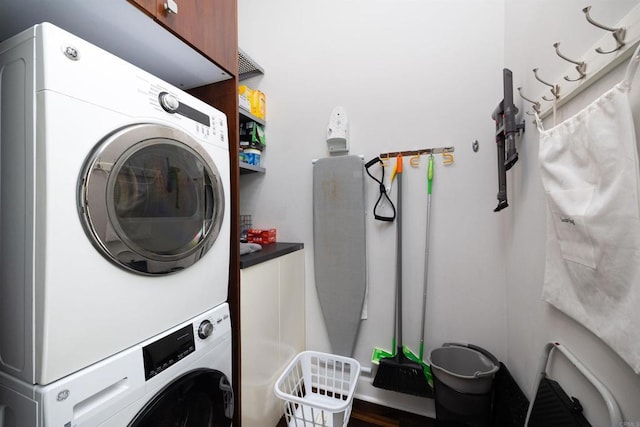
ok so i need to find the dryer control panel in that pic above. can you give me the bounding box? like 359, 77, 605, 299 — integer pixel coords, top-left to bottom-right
158, 91, 210, 127
142, 79, 229, 150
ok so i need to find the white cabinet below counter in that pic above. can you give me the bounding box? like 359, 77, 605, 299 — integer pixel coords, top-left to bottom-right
240, 247, 305, 427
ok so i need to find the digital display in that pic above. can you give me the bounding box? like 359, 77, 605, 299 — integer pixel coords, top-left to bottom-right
177, 102, 210, 127
142, 324, 195, 380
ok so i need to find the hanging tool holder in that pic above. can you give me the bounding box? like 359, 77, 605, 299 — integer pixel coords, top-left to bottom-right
378, 147, 455, 158
491, 68, 524, 212
365, 146, 454, 221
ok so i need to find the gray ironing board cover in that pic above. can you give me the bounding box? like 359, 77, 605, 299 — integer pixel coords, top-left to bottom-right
313, 155, 367, 357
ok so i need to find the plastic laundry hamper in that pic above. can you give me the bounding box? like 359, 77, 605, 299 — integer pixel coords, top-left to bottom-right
274, 351, 361, 427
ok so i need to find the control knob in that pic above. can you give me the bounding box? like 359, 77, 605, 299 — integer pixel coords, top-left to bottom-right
198, 320, 214, 339
159, 92, 179, 113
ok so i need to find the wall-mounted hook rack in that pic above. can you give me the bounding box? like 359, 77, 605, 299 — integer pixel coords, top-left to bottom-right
553, 42, 587, 81
379, 146, 455, 159
537, 3, 640, 120
583, 6, 626, 54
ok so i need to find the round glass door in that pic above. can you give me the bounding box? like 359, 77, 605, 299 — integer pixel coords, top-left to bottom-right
79, 123, 225, 275
128, 369, 233, 427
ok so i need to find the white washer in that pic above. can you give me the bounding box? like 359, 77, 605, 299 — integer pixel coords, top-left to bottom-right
0, 303, 233, 427
0, 23, 231, 385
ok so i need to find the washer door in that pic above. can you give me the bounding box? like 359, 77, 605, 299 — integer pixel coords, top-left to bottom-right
79, 123, 225, 275
128, 369, 233, 427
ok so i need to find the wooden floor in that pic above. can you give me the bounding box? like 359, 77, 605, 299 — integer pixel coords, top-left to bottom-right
349, 399, 437, 427
276, 399, 437, 427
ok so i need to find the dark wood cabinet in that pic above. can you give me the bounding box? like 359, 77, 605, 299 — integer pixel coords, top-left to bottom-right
130, 0, 238, 76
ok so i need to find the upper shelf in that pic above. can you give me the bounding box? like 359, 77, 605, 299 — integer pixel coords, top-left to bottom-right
238, 48, 264, 81
238, 48, 265, 175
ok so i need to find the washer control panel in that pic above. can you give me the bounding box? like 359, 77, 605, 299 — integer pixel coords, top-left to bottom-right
140, 304, 230, 381
142, 323, 195, 380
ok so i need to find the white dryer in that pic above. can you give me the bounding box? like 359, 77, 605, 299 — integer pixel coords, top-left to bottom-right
0, 303, 233, 427
0, 23, 231, 385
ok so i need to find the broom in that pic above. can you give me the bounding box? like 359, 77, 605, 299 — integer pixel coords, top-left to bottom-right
403, 154, 435, 386
372, 154, 431, 397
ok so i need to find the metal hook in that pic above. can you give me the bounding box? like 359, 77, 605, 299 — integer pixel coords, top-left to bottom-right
380, 154, 389, 168
582, 6, 626, 54
409, 153, 420, 167
517, 87, 541, 113
533, 68, 560, 101
442, 152, 454, 165
553, 42, 587, 81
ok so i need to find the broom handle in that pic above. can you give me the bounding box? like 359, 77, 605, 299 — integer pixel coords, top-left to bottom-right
396, 155, 403, 348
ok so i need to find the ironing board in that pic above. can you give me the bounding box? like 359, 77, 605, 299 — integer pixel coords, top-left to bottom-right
313, 155, 367, 357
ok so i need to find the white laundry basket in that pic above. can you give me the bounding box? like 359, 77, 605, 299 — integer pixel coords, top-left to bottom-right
274, 351, 361, 427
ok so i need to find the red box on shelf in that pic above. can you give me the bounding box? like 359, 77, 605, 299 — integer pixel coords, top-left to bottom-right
247, 228, 276, 244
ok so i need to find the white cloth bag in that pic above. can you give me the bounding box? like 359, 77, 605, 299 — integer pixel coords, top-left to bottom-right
536, 48, 640, 374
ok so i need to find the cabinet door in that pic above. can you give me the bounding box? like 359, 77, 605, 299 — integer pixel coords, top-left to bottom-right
279, 250, 306, 367
240, 261, 281, 427
155, 0, 238, 76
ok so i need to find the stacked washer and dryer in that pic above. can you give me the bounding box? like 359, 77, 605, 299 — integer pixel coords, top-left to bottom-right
0, 23, 233, 426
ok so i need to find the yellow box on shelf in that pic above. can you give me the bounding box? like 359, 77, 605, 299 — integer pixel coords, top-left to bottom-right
239, 84, 266, 120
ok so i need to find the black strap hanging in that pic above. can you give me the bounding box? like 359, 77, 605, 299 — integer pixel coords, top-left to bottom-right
365, 157, 396, 222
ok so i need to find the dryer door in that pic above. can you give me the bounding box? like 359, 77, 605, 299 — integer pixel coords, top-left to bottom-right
128, 369, 233, 427
79, 123, 225, 275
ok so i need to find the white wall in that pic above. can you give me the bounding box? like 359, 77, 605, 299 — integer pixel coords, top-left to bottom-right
505, 0, 640, 424
240, 0, 640, 422
239, 0, 640, 422
238, 0, 506, 417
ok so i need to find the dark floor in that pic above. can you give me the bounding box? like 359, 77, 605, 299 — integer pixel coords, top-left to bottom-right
276, 398, 437, 427
274, 362, 530, 427
349, 399, 437, 427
